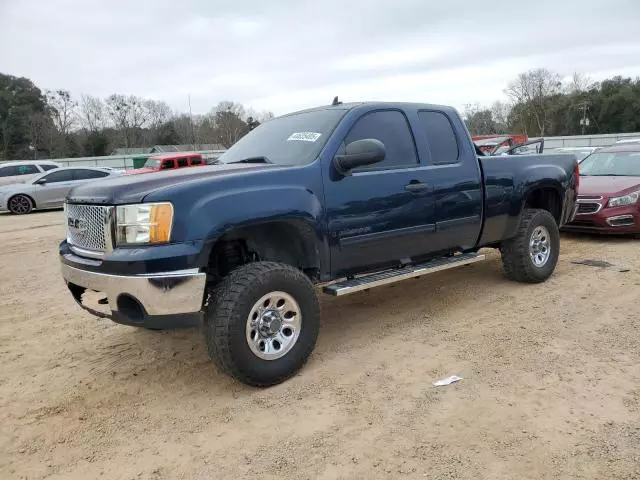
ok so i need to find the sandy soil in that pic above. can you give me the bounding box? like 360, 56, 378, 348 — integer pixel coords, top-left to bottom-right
1, 210, 639, 480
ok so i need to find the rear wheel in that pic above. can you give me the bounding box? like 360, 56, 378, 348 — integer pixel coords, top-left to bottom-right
204, 262, 320, 387
8, 195, 33, 215
500, 208, 560, 283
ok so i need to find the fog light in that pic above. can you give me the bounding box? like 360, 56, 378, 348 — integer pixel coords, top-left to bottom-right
606, 215, 635, 227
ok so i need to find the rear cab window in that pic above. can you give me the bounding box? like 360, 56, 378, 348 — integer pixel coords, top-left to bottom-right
190, 156, 203, 165
418, 111, 460, 165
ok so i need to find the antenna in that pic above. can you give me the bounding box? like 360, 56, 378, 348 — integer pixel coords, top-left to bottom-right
332, 96, 341, 106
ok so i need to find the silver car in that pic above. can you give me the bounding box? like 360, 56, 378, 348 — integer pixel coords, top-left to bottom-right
0, 160, 61, 187
0, 167, 119, 214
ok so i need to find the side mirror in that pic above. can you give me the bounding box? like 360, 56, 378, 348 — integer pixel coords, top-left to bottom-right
333, 139, 386, 175
34, 178, 47, 185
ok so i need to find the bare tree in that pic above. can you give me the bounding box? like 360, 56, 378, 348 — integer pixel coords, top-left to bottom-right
171, 114, 196, 145
141, 100, 173, 145
565, 72, 592, 94
79, 95, 106, 132
505, 68, 562, 136
260, 111, 275, 123
145, 100, 172, 130
26, 113, 54, 158
213, 101, 248, 147
490, 101, 511, 132
46, 90, 77, 136
246, 108, 275, 125
105, 94, 150, 147
196, 113, 216, 145
463, 103, 498, 135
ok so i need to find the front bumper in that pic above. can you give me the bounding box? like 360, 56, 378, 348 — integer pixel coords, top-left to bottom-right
61, 262, 206, 328
564, 205, 639, 234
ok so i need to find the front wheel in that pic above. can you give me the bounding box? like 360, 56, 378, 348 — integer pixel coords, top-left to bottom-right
8, 194, 33, 215
204, 262, 320, 387
500, 208, 560, 283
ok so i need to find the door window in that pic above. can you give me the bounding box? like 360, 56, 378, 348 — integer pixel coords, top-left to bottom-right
74, 169, 110, 180
40, 169, 74, 183
344, 110, 418, 171
177, 157, 189, 168
160, 160, 174, 170
0, 164, 39, 176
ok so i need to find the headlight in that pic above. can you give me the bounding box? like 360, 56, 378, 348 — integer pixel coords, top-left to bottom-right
116, 202, 173, 245
608, 190, 640, 208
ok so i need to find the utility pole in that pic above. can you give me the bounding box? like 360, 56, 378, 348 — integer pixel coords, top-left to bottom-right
579, 102, 589, 135
188, 94, 195, 150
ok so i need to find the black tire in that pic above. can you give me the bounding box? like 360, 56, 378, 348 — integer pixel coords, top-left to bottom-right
8, 194, 33, 215
204, 262, 320, 387
500, 208, 560, 283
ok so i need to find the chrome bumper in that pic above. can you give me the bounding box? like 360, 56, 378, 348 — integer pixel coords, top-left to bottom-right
60, 263, 206, 317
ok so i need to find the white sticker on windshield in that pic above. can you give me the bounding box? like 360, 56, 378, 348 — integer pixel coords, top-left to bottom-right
287, 132, 322, 142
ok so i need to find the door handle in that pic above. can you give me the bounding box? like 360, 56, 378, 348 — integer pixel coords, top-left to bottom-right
405, 182, 427, 193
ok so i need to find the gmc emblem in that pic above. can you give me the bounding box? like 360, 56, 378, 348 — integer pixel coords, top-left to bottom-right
68, 217, 87, 234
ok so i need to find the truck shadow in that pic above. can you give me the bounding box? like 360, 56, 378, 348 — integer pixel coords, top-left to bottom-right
561, 231, 638, 244
315, 258, 505, 353
114, 256, 506, 390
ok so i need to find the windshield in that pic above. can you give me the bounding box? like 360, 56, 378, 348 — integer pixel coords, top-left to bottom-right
218, 109, 346, 166
143, 158, 162, 168
579, 151, 640, 176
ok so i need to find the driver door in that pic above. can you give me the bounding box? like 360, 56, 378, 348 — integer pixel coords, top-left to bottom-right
324, 109, 436, 277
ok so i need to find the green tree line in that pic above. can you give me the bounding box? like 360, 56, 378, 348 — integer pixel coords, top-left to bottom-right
0, 72, 273, 160
463, 69, 640, 137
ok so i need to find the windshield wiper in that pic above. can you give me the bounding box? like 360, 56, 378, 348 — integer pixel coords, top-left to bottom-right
229, 156, 272, 164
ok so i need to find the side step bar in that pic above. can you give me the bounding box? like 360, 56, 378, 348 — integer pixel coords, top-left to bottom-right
323, 252, 485, 296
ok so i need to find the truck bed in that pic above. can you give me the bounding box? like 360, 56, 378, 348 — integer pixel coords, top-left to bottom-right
477, 153, 578, 246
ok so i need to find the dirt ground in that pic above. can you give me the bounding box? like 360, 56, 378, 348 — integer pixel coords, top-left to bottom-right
0, 210, 639, 480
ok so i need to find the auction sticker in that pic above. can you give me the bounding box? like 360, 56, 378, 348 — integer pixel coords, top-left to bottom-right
287, 132, 322, 142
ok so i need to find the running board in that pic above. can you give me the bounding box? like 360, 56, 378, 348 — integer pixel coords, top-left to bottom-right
323, 252, 485, 296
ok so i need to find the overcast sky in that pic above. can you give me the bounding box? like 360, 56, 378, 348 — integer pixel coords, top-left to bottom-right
2, 0, 640, 116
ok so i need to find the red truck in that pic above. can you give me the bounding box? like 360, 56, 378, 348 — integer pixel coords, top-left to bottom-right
472, 135, 529, 154
128, 153, 205, 175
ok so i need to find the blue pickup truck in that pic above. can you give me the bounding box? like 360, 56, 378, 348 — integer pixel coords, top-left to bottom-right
60, 101, 579, 386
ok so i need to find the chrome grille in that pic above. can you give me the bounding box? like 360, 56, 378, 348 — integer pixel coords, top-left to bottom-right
577, 203, 600, 214
577, 195, 603, 201
65, 203, 112, 252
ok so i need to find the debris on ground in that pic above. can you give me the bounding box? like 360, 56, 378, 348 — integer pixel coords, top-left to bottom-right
571, 259, 614, 268
433, 375, 463, 387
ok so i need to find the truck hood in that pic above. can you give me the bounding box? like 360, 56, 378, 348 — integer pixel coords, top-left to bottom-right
66, 163, 279, 205
578, 175, 640, 197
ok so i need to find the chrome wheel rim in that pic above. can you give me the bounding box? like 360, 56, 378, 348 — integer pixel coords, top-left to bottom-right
246, 291, 302, 360
529, 225, 551, 267
9, 195, 31, 214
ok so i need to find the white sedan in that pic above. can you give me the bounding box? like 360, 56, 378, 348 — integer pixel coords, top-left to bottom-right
0, 167, 119, 214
